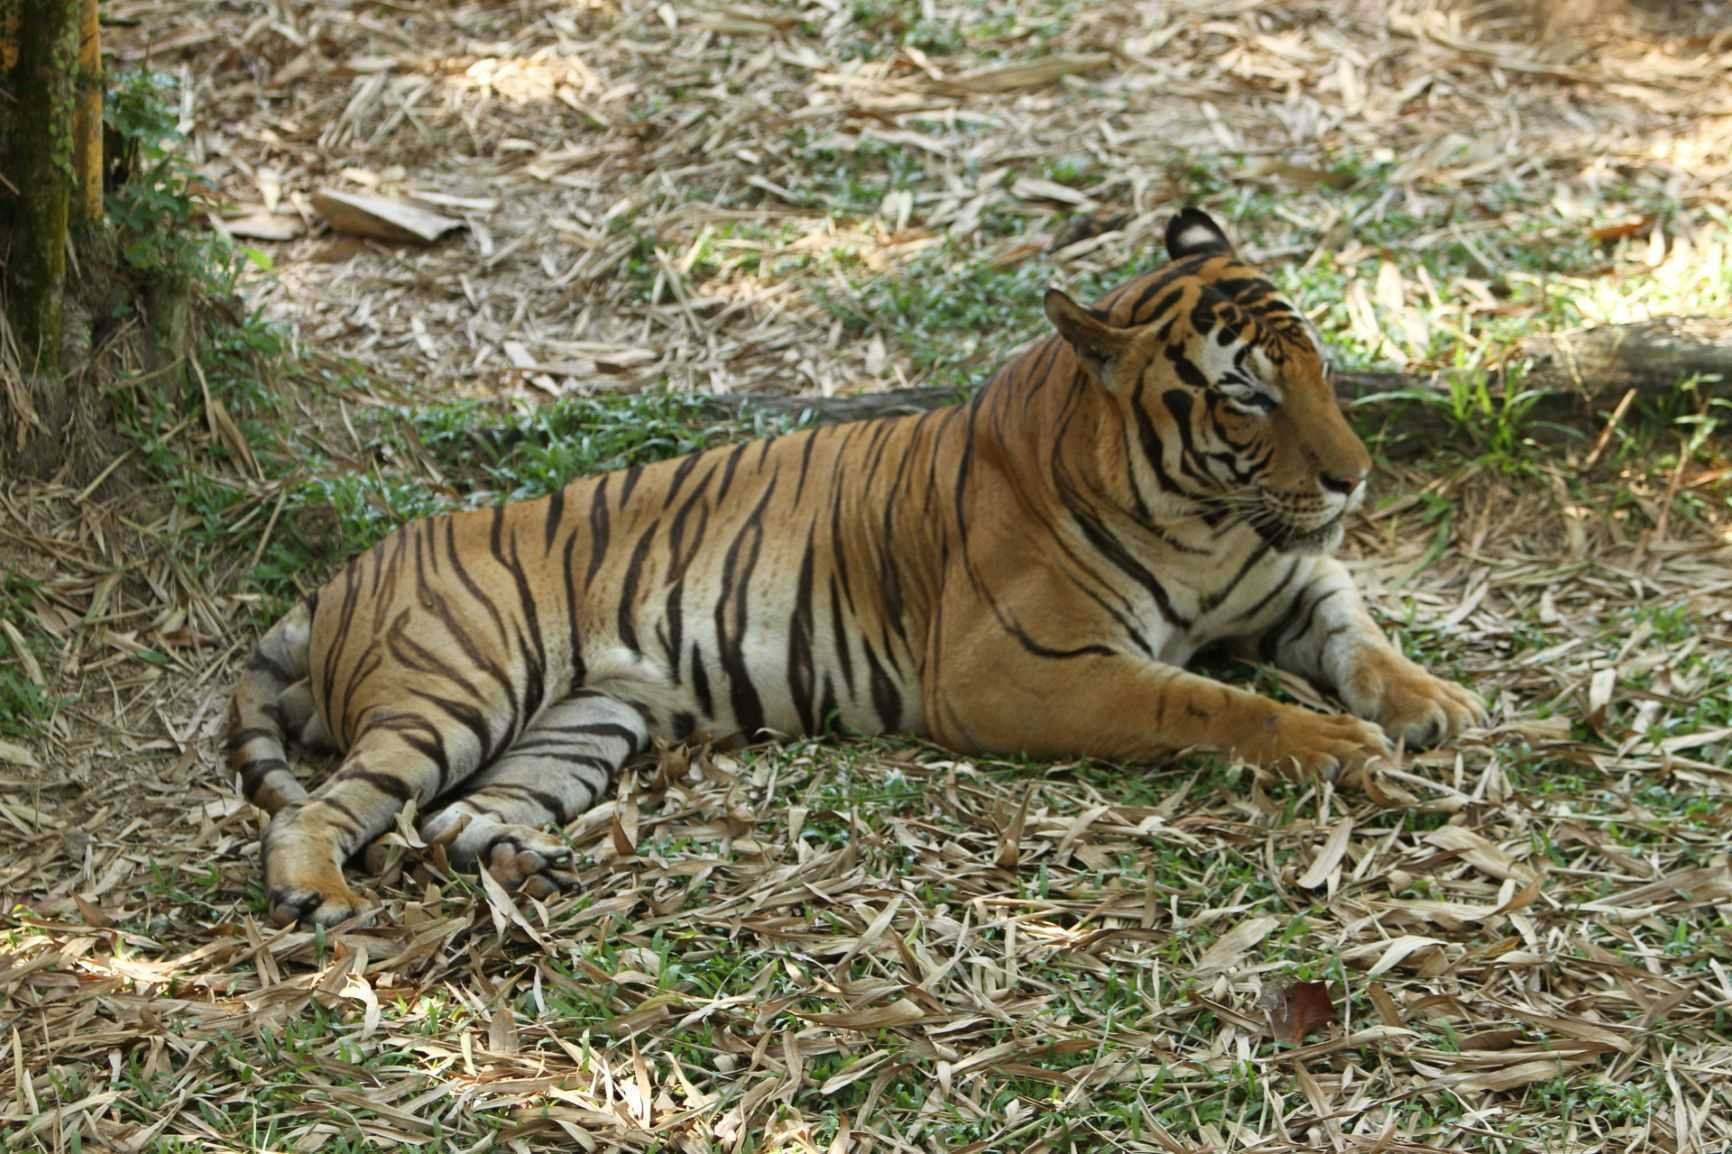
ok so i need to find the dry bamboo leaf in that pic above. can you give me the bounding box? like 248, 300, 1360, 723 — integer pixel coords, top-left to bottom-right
0, 739, 39, 768
1009, 177, 1095, 209
342, 969, 382, 1040
1453, 1054, 1600, 1092
477, 865, 549, 948
994, 787, 1031, 870
1587, 666, 1617, 728
1423, 824, 1535, 884
310, 189, 464, 244
0, 620, 43, 685
1493, 869, 1545, 915
1195, 915, 1279, 974
488, 1004, 520, 1055
797, 998, 925, 1030
1358, 935, 1445, 977
1297, 817, 1352, 889
940, 53, 1112, 94
219, 212, 305, 241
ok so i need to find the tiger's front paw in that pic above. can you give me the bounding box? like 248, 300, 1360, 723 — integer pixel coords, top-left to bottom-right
1241, 705, 1393, 785
1345, 650, 1487, 749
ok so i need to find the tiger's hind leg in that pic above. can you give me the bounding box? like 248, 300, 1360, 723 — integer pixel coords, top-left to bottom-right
413, 692, 647, 897
264, 711, 488, 927
280, 680, 337, 754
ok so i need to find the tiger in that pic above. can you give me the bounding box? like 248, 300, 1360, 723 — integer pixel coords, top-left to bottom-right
229, 208, 1486, 928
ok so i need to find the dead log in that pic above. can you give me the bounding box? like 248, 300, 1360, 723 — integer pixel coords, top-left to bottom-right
704, 317, 1732, 459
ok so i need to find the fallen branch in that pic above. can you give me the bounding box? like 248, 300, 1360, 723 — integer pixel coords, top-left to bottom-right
704, 317, 1732, 459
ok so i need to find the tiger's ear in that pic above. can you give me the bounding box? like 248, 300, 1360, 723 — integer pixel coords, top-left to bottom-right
1165, 207, 1234, 260
1044, 288, 1137, 391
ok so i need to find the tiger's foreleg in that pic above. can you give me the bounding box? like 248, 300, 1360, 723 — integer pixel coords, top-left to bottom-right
396, 692, 648, 898
1254, 558, 1487, 749
931, 626, 1392, 780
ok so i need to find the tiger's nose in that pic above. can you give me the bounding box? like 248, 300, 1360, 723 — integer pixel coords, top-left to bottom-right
1320, 470, 1366, 496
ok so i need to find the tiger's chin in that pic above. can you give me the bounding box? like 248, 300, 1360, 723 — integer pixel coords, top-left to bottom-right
1263, 518, 1345, 556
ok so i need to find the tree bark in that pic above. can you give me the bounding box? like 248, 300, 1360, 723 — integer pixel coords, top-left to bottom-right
706, 317, 1732, 460
7, 0, 76, 377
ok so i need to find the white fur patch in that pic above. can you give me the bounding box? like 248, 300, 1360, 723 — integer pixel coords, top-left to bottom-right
1176, 224, 1222, 251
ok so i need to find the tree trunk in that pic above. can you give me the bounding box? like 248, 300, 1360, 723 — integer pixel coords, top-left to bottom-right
7, 0, 75, 375
707, 317, 1732, 460
70, 0, 98, 226
3, 0, 76, 463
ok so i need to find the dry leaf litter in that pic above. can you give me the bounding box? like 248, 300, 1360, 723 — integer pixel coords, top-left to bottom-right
4, 0, 1732, 1151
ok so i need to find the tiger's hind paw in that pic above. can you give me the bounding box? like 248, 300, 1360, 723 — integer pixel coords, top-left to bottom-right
478, 825, 576, 893
265, 814, 370, 928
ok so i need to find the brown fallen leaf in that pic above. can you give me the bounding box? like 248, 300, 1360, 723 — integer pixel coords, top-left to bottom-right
1588, 217, 1651, 243
73, 895, 112, 928
611, 810, 638, 858
1367, 981, 1404, 1027
1260, 979, 1337, 1045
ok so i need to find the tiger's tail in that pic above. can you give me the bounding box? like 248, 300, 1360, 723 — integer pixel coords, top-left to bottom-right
227, 597, 316, 815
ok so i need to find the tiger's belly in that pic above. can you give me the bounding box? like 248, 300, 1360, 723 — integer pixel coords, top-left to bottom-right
581, 616, 926, 746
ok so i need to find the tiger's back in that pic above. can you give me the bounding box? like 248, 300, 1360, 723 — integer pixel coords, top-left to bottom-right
311, 407, 962, 758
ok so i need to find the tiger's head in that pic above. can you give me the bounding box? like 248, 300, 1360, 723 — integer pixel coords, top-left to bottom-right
1043, 208, 1371, 554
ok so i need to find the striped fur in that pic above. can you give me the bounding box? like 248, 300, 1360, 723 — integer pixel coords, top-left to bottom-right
229, 209, 1484, 927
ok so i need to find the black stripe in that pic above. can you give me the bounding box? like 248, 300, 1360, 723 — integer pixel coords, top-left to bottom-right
322, 796, 365, 830
491, 514, 549, 731
786, 527, 819, 735
617, 525, 658, 656
827, 572, 856, 696
477, 782, 574, 822
691, 642, 714, 718
1122, 266, 1190, 323
339, 768, 415, 801
618, 464, 644, 506
714, 441, 750, 505
249, 647, 293, 682
1130, 380, 1181, 495
544, 487, 567, 551
408, 688, 497, 765
664, 452, 701, 507
714, 477, 777, 739
586, 474, 612, 586
861, 639, 902, 734
562, 531, 588, 686
399, 725, 453, 795
227, 726, 278, 751
1200, 541, 1274, 614
1232, 557, 1301, 625
1069, 507, 1191, 629
794, 426, 822, 503
239, 756, 291, 797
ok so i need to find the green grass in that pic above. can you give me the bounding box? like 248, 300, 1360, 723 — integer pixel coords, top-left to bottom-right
0, 577, 60, 740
